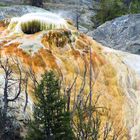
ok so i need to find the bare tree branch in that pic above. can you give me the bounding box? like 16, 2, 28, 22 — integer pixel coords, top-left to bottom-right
66, 75, 78, 111
23, 75, 28, 112
8, 59, 22, 102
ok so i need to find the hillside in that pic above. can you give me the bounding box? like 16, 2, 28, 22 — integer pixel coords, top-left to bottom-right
0, 6, 140, 139
88, 14, 140, 55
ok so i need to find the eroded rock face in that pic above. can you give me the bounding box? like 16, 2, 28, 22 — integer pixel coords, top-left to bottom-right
0, 11, 140, 139
44, 1, 98, 33
0, 5, 47, 20
0, 0, 21, 5
0, 2, 98, 33
88, 14, 140, 55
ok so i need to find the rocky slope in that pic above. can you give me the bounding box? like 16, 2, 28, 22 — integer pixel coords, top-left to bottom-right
0, 1, 99, 33
88, 14, 140, 55
43, 0, 99, 33
0, 5, 47, 20
0, 5, 140, 140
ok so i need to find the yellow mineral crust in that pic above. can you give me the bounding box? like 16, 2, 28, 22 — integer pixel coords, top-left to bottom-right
0, 13, 140, 140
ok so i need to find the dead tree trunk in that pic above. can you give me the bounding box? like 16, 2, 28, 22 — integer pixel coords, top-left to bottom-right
23, 75, 29, 112
76, 0, 82, 30
0, 58, 22, 113
0, 57, 24, 140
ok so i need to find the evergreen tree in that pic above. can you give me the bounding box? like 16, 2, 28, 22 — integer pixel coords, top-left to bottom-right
26, 71, 74, 140
30, 0, 43, 7
95, 0, 140, 26
129, 0, 140, 13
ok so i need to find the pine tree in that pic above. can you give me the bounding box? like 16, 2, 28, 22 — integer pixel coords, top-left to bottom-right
26, 71, 74, 140
30, 0, 43, 7
94, 0, 140, 26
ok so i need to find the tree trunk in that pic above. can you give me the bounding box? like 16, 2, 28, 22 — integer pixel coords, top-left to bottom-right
3, 76, 8, 119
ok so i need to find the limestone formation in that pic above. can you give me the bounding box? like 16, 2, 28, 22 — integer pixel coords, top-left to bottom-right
0, 10, 140, 140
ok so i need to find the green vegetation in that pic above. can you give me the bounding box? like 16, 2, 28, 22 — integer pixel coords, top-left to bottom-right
95, 0, 140, 26
25, 70, 120, 139
0, 2, 9, 7
0, 109, 22, 140
21, 20, 41, 34
130, 0, 140, 13
29, 0, 43, 7
72, 99, 101, 139
21, 20, 58, 34
25, 71, 74, 140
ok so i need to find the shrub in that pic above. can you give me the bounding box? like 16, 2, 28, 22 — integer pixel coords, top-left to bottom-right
130, 0, 140, 13
0, 108, 22, 140
95, 0, 140, 26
